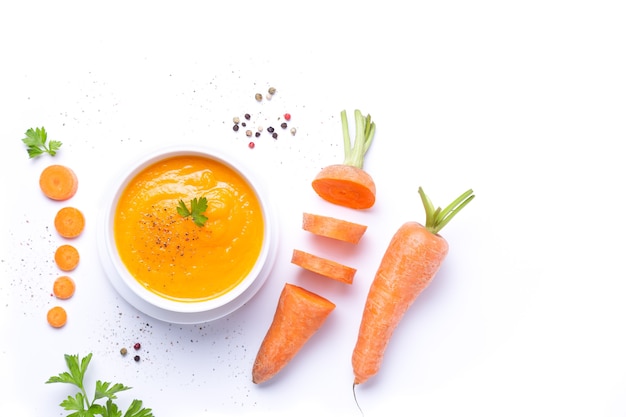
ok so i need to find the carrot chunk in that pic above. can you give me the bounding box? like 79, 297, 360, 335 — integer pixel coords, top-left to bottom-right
311, 110, 376, 209
39, 164, 78, 201
54, 244, 80, 271
252, 283, 335, 384
47, 306, 68, 328
291, 249, 356, 284
53, 276, 76, 300
302, 212, 367, 244
312, 164, 376, 210
54, 207, 85, 238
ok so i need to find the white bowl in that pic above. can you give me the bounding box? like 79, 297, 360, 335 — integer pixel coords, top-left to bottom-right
97, 145, 278, 324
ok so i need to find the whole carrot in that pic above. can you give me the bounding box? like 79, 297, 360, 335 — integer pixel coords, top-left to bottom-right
352, 187, 474, 385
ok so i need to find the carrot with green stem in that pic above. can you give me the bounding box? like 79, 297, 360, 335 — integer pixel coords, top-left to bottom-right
352, 186, 474, 385
312, 109, 376, 209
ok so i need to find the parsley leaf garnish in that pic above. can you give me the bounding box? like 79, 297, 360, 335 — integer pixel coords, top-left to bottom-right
21, 126, 62, 158
177, 197, 209, 227
46, 353, 154, 417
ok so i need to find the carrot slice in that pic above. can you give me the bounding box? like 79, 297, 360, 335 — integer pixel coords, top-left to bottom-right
54, 244, 80, 271
53, 276, 76, 300
39, 164, 78, 201
302, 212, 367, 244
54, 207, 85, 238
291, 249, 356, 284
252, 283, 335, 384
47, 306, 68, 328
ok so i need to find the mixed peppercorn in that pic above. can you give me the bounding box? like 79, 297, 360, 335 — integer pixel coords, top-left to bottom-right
120, 341, 143, 362
232, 87, 297, 148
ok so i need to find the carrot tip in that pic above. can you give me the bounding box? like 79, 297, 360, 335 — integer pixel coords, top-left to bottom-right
252, 283, 335, 384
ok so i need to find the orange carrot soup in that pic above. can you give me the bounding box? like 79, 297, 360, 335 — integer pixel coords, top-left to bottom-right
114, 155, 264, 302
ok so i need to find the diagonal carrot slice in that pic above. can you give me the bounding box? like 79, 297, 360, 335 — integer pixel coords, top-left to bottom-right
291, 249, 356, 284
302, 212, 367, 244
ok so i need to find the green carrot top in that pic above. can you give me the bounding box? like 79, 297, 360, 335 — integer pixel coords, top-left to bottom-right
341, 109, 375, 169
419, 187, 475, 235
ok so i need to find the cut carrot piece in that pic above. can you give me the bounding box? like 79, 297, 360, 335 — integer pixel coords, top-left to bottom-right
47, 306, 68, 328
311, 110, 376, 209
39, 164, 78, 201
302, 212, 367, 244
54, 207, 85, 238
252, 283, 335, 384
291, 249, 356, 284
54, 244, 80, 271
53, 276, 76, 300
312, 164, 376, 210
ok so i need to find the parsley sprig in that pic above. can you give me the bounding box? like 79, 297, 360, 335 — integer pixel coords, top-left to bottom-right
21, 126, 62, 158
46, 353, 153, 417
177, 197, 209, 227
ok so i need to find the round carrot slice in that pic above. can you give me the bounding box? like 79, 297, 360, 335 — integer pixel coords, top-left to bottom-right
54, 244, 80, 271
54, 207, 85, 238
39, 165, 78, 201
47, 306, 68, 328
53, 276, 76, 300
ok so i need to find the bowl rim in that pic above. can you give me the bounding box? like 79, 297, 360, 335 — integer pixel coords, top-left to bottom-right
96, 144, 279, 324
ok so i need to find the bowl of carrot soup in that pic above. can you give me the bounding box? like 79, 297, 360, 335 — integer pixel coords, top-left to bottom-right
98, 145, 278, 323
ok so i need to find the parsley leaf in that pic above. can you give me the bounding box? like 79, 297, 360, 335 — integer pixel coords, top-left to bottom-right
46, 353, 153, 417
177, 197, 209, 227
21, 126, 62, 158
95, 381, 131, 401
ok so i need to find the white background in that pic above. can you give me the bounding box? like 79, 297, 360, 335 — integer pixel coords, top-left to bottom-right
1, 1, 625, 416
